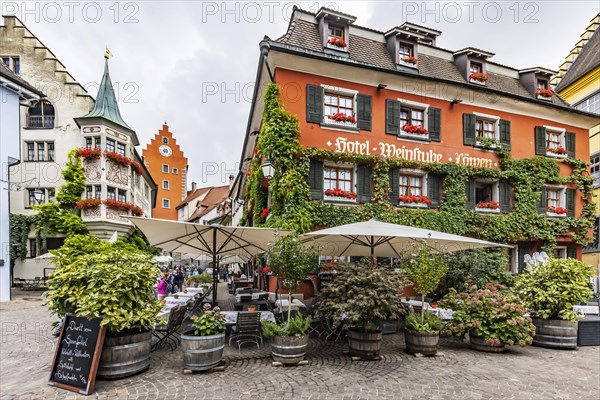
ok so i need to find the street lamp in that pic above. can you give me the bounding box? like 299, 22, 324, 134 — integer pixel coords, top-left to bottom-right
32, 187, 45, 204
261, 159, 275, 180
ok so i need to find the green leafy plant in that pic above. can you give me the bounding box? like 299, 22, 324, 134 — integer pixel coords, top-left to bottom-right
315, 260, 407, 333
442, 282, 535, 346
190, 304, 226, 336
476, 137, 500, 149
514, 258, 594, 322
400, 243, 449, 328
261, 313, 312, 338
187, 273, 213, 286
405, 311, 444, 332
45, 249, 162, 333
9, 214, 34, 261
267, 234, 319, 321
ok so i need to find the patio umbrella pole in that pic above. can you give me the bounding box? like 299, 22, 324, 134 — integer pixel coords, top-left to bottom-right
212, 228, 218, 305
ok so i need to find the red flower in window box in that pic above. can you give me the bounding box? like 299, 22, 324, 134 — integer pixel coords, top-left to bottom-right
398, 194, 432, 205
547, 205, 567, 215
102, 199, 143, 216
104, 150, 133, 167
132, 161, 143, 176
328, 113, 356, 124
260, 207, 269, 219
75, 198, 101, 210
402, 56, 418, 65
401, 124, 429, 135
535, 88, 553, 98
325, 188, 357, 200
75, 147, 102, 160
476, 201, 500, 210
327, 37, 347, 48
547, 146, 568, 155
469, 72, 489, 82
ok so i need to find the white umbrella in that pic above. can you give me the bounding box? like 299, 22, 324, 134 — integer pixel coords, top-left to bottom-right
34, 252, 55, 260
128, 217, 290, 302
300, 219, 510, 257
152, 255, 174, 264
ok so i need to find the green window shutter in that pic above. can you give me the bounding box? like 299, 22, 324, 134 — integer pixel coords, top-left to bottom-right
427, 174, 442, 208
388, 168, 399, 204
499, 180, 511, 213
428, 108, 441, 142
565, 132, 576, 158
357, 94, 372, 131
306, 84, 323, 124
537, 187, 547, 213
357, 165, 372, 204
535, 126, 547, 155
566, 247, 577, 259
465, 178, 475, 209
566, 188, 576, 217
499, 120, 511, 150
308, 159, 324, 200
385, 99, 400, 135
518, 244, 532, 273
463, 114, 476, 145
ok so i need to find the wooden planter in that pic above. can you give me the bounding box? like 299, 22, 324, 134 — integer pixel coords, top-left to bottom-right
181, 331, 225, 371
532, 317, 578, 349
347, 329, 382, 358
98, 330, 151, 379
404, 329, 439, 356
469, 332, 505, 353
271, 334, 309, 365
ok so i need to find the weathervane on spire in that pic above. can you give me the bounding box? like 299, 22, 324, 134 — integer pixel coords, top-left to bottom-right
104, 47, 112, 59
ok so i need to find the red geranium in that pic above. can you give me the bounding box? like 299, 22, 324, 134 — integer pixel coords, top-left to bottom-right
75, 198, 101, 209
260, 207, 269, 219
402, 56, 418, 65
535, 88, 553, 98
547, 146, 568, 155
398, 194, 432, 205
401, 124, 429, 135
469, 72, 489, 82
327, 37, 347, 48
104, 150, 133, 167
75, 147, 102, 160
547, 205, 567, 215
103, 199, 143, 216
132, 161, 143, 176
328, 113, 356, 124
476, 201, 500, 210
325, 188, 357, 200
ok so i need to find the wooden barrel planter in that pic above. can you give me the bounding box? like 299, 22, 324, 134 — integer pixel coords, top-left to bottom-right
347, 330, 382, 358
271, 335, 309, 365
404, 329, 439, 356
532, 317, 578, 349
98, 330, 151, 379
469, 332, 505, 353
181, 331, 225, 371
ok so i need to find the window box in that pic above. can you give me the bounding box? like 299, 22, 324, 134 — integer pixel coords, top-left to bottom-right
547, 206, 567, 217
400, 124, 429, 140
537, 94, 552, 101
324, 188, 357, 203
546, 148, 568, 159
546, 212, 567, 218
323, 114, 357, 130
475, 201, 500, 213
326, 40, 347, 51
398, 202, 428, 208
399, 57, 418, 68
535, 88, 553, 100
469, 72, 489, 85
322, 88, 358, 131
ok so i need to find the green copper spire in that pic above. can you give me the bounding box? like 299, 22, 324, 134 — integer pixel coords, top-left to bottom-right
80, 58, 132, 131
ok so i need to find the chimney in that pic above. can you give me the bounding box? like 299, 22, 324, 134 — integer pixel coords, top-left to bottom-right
229, 174, 234, 189
191, 181, 197, 192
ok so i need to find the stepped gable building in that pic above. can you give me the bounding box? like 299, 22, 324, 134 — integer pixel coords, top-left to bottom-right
1, 16, 156, 279
142, 123, 188, 220
234, 7, 599, 272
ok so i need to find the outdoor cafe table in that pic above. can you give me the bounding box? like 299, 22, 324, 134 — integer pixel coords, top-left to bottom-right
402, 299, 454, 320
183, 287, 204, 295
220, 311, 276, 325
165, 296, 192, 306
275, 299, 306, 309
235, 291, 269, 302
574, 305, 600, 315
173, 291, 196, 300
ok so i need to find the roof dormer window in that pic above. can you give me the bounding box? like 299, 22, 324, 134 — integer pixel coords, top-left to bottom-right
468, 61, 488, 85
535, 78, 553, 100
316, 7, 355, 56
398, 42, 418, 67
453, 48, 493, 85
325, 23, 348, 51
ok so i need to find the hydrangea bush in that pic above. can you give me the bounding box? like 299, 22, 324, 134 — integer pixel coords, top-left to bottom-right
190, 304, 225, 336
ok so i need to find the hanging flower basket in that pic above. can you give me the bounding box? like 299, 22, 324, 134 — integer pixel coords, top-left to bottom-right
401, 124, 429, 135
547, 146, 568, 155
325, 188, 357, 200
535, 88, 553, 98
75, 147, 102, 161
327, 37, 347, 48
398, 194, 432, 205
76, 198, 101, 210
547, 206, 567, 215
328, 113, 356, 124
476, 201, 500, 210
402, 57, 418, 65
469, 72, 489, 82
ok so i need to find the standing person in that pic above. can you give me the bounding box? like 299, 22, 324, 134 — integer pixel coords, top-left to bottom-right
175, 267, 184, 292
157, 273, 169, 300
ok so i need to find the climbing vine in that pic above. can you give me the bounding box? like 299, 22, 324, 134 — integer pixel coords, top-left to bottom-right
244, 84, 594, 248
9, 214, 34, 261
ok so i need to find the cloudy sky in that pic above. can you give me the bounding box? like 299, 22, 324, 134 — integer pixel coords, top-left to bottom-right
3, 1, 598, 187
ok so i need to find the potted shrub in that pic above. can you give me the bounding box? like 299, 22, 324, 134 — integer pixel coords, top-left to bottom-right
180, 303, 226, 371
515, 258, 594, 349
45, 238, 162, 379
315, 260, 406, 359
187, 272, 212, 288
265, 235, 318, 365
261, 314, 312, 365
442, 282, 536, 353
400, 244, 449, 356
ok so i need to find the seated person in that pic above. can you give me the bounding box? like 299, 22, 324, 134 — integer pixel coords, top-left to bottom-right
240, 272, 248, 279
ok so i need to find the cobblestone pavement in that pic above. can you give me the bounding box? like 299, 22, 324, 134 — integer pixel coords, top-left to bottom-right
1, 289, 599, 400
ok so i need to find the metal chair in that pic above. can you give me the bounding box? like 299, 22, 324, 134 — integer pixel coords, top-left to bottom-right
238, 294, 252, 302
152, 306, 187, 351
228, 311, 262, 350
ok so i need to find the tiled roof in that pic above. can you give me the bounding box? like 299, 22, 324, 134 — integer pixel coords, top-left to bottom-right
183, 185, 230, 222
0, 63, 43, 97
177, 187, 211, 209
272, 12, 573, 108
555, 27, 600, 92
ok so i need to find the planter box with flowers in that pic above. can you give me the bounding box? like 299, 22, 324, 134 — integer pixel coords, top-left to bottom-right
400, 56, 418, 68
475, 201, 500, 213
400, 124, 429, 140
469, 72, 489, 85
536, 88, 553, 100
547, 146, 568, 158
324, 188, 357, 203
324, 113, 357, 130
547, 205, 567, 218
103, 199, 143, 216
398, 194, 431, 208
76, 198, 101, 210
104, 151, 143, 175
75, 147, 102, 161
326, 37, 347, 50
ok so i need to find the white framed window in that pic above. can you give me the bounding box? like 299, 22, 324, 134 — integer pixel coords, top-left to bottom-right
545, 185, 566, 217
474, 178, 500, 213
85, 185, 102, 199
116, 142, 126, 157
553, 246, 567, 259
575, 92, 600, 115
1, 55, 20, 74
468, 60, 487, 85
106, 139, 116, 152
172, 168, 178, 174
398, 169, 429, 208
117, 189, 127, 202
25, 141, 54, 161
591, 153, 600, 188
27, 188, 54, 206
163, 180, 170, 190
398, 99, 429, 140
398, 42, 417, 68
162, 164, 169, 173
545, 126, 567, 158
323, 163, 357, 203
162, 199, 170, 208
107, 186, 116, 200
325, 23, 348, 51
473, 112, 500, 146
321, 85, 358, 131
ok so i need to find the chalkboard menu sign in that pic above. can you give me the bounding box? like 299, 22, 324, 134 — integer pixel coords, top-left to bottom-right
48, 315, 106, 395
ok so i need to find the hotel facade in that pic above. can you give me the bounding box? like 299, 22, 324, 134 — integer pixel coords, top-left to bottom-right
234, 7, 598, 272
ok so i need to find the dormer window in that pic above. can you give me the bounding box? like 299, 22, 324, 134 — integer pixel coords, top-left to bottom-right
535, 78, 553, 100
468, 61, 488, 84
326, 24, 348, 50
470, 61, 482, 74
398, 42, 417, 67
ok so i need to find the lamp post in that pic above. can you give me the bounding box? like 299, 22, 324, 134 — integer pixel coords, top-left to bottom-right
32, 187, 45, 204
261, 159, 275, 180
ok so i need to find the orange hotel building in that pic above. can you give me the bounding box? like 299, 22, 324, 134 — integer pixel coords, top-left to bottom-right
234, 7, 599, 271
